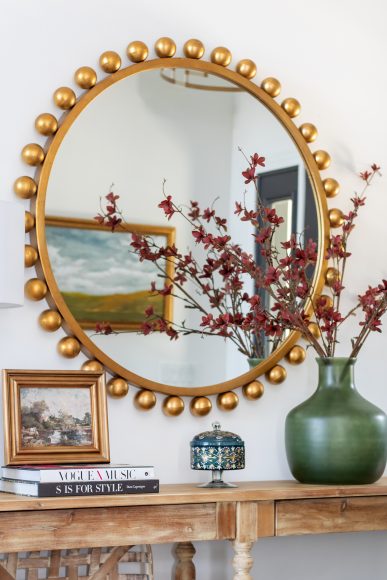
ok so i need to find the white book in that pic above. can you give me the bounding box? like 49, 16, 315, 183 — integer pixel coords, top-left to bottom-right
1, 464, 155, 483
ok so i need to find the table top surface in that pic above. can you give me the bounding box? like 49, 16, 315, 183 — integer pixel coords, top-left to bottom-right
1, 478, 387, 512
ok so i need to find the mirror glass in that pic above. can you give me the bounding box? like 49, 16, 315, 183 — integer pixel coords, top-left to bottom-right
45, 67, 318, 387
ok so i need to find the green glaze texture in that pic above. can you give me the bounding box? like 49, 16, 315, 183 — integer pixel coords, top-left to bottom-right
285, 358, 387, 484
247, 357, 264, 369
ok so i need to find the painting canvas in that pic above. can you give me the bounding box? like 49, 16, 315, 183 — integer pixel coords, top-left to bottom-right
45, 217, 175, 330
3, 370, 110, 465
20, 387, 92, 447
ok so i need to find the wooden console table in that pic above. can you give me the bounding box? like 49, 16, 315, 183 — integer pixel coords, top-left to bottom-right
1, 478, 387, 579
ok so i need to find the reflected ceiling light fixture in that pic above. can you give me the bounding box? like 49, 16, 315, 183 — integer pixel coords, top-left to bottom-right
160, 68, 243, 92
0, 200, 24, 308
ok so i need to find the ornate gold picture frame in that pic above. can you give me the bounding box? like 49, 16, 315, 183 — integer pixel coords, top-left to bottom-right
45, 216, 175, 331
3, 370, 110, 465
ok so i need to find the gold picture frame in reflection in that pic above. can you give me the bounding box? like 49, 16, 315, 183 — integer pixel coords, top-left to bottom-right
2, 370, 109, 465
45, 216, 175, 331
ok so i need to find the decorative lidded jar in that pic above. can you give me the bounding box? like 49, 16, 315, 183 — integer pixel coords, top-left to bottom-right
190, 422, 245, 487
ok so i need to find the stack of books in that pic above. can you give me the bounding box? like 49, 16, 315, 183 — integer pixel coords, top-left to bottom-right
0, 464, 159, 497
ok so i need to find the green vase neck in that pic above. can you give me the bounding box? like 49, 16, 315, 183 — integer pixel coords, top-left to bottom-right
316, 357, 357, 391
247, 357, 264, 369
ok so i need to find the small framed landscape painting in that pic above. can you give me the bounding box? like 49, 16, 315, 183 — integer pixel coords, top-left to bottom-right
2, 370, 110, 465
45, 216, 175, 330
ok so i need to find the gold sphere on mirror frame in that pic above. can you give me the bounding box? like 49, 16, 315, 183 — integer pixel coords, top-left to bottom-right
217, 391, 239, 411
308, 321, 321, 338
190, 396, 212, 417
325, 267, 340, 287
210, 46, 232, 67
25, 278, 47, 301
35, 113, 58, 136
21, 143, 45, 166
57, 336, 81, 358
266, 365, 287, 385
99, 51, 122, 73
236, 59, 257, 79
286, 345, 306, 365
25, 211, 35, 232
261, 77, 281, 97
53, 87, 76, 110
38, 309, 62, 332
313, 150, 331, 170
162, 395, 185, 416
127, 41, 149, 63
183, 38, 205, 59
328, 208, 344, 228
107, 377, 129, 398
323, 177, 340, 198
14, 176, 37, 199
316, 294, 334, 310
243, 380, 264, 400
74, 66, 97, 89
81, 359, 105, 373
134, 389, 157, 410
299, 123, 318, 143
24, 244, 38, 268
154, 37, 176, 58
281, 98, 301, 118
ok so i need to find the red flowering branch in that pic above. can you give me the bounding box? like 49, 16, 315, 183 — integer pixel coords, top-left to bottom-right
351, 280, 387, 357
326, 164, 382, 355
94, 157, 385, 360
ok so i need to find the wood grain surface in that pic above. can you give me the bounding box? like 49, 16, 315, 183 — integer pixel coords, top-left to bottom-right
0, 503, 221, 552
1, 479, 387, 512
276, 496, 387, 536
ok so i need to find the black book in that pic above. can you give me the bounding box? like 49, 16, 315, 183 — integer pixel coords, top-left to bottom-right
0, 477, 159, 497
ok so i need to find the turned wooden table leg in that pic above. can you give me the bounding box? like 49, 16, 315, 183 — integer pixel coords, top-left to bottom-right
174, 541, 196, 579
232, 541, 253, 580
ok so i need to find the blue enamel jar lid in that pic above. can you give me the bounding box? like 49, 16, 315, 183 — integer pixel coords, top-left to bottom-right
190, 422, 244, 448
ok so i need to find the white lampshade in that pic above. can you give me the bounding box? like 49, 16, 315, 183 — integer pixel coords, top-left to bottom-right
0, 200, 24, 307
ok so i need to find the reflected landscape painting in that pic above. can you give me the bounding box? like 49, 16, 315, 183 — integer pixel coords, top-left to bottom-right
45, 218, 174, 329
20, 387, 92, 447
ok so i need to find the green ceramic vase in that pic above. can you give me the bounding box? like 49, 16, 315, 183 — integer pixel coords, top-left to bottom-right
285, 357, 387, 484
247, 357, 264, 369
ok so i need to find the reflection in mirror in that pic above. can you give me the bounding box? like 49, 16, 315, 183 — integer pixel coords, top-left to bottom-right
45, 67, 318, 387
45, 218, 175, 330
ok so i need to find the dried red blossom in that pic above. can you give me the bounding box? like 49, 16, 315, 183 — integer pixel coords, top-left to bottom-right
158, 195, 175, 220
94, 214, 105, 225
242, 166, 256, 184
203, 208, 215, 222
265, 208, 284, 225
250, 153, 266, 167
106, 192, 119, 203
360, 170, 372, 181
95, 322, 114, 335
96, 157, 383, 360
145, 305, 154, 318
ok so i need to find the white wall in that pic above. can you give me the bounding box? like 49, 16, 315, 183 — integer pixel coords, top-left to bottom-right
1, 1, 387, 578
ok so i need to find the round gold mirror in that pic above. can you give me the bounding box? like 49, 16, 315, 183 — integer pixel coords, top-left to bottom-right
17, 38, 339, 414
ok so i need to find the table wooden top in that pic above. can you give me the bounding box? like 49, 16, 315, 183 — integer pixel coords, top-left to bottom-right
1, 478, 387, 512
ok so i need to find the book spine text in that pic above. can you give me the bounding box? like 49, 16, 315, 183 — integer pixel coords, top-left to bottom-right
38, 479, 159, 496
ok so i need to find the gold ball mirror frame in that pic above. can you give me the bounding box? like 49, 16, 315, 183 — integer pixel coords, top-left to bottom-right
16, 37, 342, 416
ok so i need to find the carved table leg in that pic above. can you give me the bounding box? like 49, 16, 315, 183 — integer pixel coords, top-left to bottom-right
174, 541, 196, 579
232, 541, 253, 580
